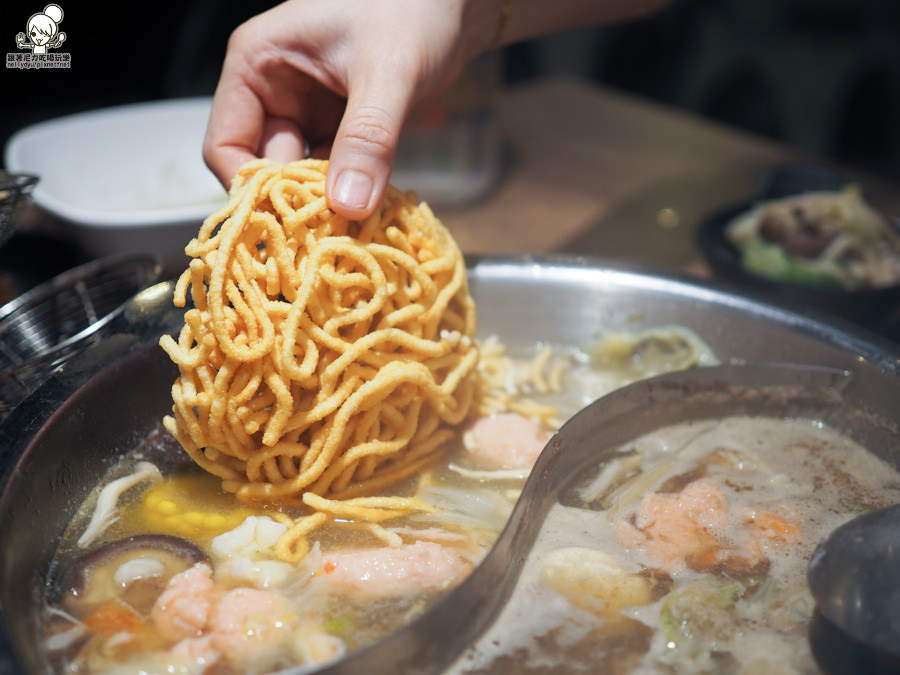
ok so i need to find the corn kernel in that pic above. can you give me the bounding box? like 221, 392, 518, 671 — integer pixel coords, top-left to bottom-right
157, 499, 178, 516
184, 511, 205, 526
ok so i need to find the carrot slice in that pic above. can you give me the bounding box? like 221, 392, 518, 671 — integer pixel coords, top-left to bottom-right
84, 601, 143, 635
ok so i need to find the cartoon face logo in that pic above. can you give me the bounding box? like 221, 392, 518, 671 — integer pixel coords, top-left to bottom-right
16, 4, 66, 54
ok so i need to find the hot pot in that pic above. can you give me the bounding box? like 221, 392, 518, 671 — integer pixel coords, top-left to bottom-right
1, 256, 899, 674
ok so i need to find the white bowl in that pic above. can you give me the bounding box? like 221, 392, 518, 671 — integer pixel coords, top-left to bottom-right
4, 98, 227, 276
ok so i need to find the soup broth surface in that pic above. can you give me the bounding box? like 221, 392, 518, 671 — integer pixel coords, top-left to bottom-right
450, 416, 900, 674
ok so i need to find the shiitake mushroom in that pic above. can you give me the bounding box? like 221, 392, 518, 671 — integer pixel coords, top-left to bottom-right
57, 534, 210, 618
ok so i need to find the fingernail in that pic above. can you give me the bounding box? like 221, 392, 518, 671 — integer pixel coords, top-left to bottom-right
333, 169, 373, 209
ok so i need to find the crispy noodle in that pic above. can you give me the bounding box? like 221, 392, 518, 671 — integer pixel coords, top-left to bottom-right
476, 336, 567, 429
159, 159, 479, 538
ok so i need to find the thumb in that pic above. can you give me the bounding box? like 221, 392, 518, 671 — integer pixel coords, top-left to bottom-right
325, 86, 409, 220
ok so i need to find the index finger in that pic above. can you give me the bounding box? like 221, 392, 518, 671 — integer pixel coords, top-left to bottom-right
203, 77, 270, 187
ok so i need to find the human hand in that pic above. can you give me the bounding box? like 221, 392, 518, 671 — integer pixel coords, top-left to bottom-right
203, 0, 493, 221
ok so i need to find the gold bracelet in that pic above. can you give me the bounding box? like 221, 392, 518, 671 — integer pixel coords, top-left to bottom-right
492, 0, 511, 46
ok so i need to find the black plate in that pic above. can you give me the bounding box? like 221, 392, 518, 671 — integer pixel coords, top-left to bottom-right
696, 165, 900, 330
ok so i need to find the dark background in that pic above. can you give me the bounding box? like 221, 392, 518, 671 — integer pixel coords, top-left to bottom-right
2, 0, 899, 183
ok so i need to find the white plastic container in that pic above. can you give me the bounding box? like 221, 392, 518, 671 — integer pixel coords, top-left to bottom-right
4, 98, 227, 276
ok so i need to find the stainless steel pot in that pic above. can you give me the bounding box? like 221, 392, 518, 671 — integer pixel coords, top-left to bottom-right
1, 256, 899, 674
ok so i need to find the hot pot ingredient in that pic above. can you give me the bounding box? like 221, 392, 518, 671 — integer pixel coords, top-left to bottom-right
57, 535, 208, 616
159, 159, 478, 509
453, 416, 900, 674
42, 327, 719, 674
725, 186, 900, 289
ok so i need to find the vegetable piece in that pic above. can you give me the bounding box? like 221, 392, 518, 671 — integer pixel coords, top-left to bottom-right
83, 600, 143, 636
585, 326, 719, 382
659, 578, 744, 664
77, 462, 162, 548
740, 241, 841, 287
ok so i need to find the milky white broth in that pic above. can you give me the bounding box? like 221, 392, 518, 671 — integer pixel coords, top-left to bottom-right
450, 416, 900, 674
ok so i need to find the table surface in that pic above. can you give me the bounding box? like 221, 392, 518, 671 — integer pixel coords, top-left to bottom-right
16, 76, 900, 281
440, 77, 900, 275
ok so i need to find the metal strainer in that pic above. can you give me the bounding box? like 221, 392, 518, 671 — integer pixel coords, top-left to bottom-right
0, 171, 39, 249
0, 252, 161, 418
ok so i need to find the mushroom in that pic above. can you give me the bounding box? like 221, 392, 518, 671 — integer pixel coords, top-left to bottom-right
77, 461, 163, 549
56, 534, 210, 618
